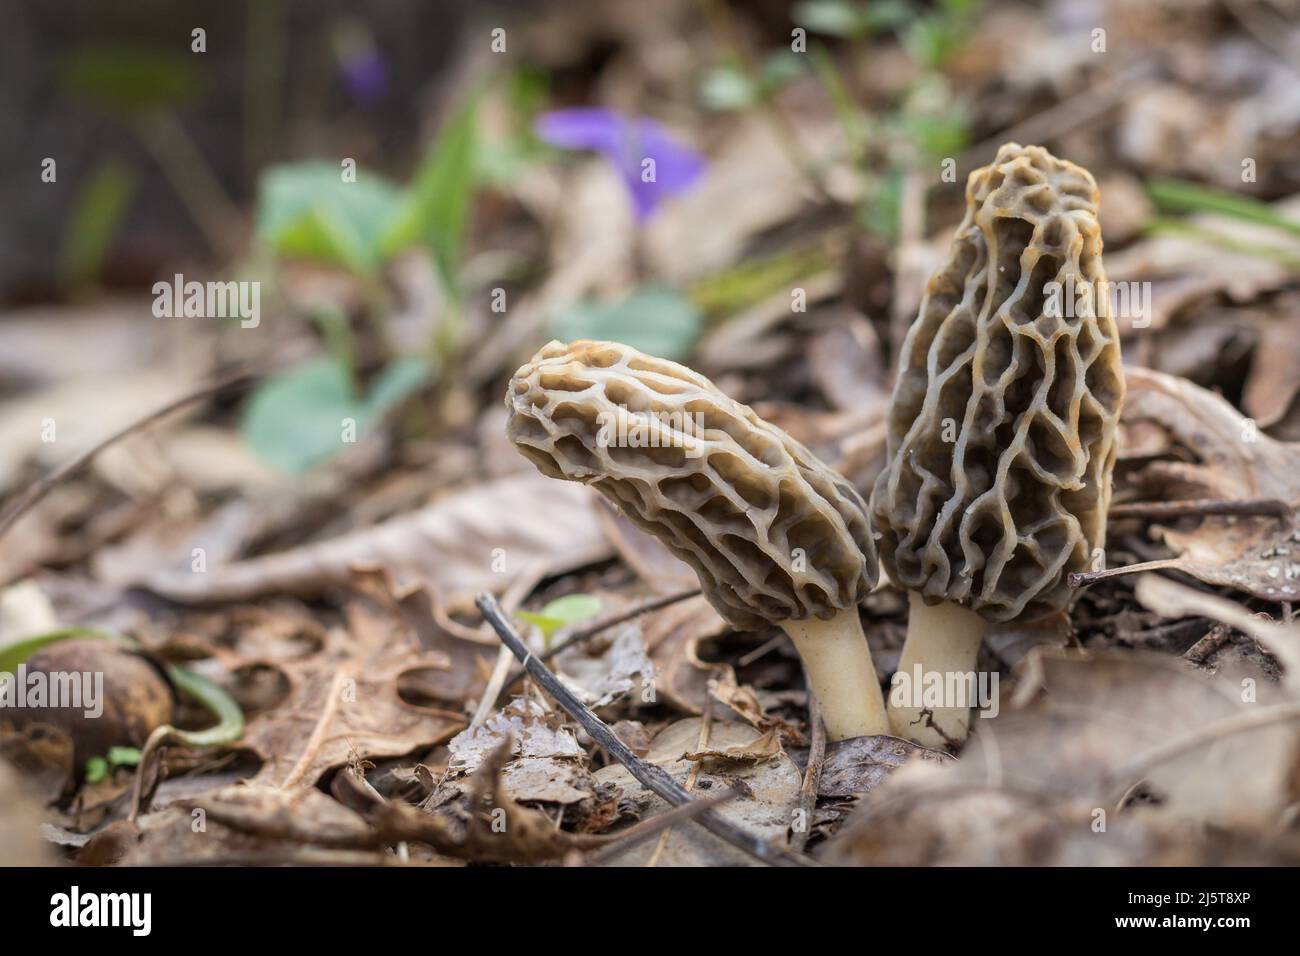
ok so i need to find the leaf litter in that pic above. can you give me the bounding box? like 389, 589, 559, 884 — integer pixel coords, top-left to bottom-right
6, 0, 1300, 869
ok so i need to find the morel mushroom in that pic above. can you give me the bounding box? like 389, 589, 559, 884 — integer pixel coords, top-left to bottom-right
870, 143, 1125, 748
506, 339, 888, 740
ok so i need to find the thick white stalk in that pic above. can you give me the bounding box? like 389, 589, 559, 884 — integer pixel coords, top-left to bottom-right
887, 593, 988, 748
781, 610, 890, 741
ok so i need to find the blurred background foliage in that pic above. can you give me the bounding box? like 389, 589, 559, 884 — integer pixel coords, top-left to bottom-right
5, 0, 1300, 476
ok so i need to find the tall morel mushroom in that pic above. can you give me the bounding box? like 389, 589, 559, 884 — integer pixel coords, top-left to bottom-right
871, 143, 1126, 748
506, 339, 888, 740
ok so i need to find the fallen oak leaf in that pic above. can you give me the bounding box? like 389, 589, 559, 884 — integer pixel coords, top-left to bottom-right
240, 599, 465, 790
140, 472, 612, 611
1082, 367, 1300, 601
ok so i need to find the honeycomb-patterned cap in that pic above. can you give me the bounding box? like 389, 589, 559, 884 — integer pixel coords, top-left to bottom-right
870, 143, 1125, 623
506, 340, 878, 630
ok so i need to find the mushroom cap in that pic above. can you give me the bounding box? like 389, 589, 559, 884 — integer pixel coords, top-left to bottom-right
506, 339, 878, 629
870, 143, 1126, 623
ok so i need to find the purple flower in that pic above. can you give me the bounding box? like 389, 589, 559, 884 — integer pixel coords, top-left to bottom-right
333, 23, 388, 106
340, 49, 389, 106
536, 108, 706, 221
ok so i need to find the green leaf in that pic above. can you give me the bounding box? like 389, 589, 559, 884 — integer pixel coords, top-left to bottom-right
59, 45, 201, 115
518, 594, 602, 640
550, 287, 702, 361
903, 105, 969, 162
905, 17, 955, 68
793, 0, 874, 38
107, 746, 142, 767
256, 162, 405, 273
59, 160, 137, 291
0, 627, 121, 675
385, 95, 479, 296
758, 51, 807, 91
84, 757, 109, 783
241, 356, 430, 473
1147, 177, 1300, 239
861, 167, 905, 243
699, 65, 757, 112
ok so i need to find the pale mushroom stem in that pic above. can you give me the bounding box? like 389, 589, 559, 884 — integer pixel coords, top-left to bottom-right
887, 593, 988, 748
781, 611, 890, 741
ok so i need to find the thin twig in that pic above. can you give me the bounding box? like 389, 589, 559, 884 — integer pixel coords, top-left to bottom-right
0, 367, 256, 545
476, 593, 816, 867
736, 633, 784, 668
501, 588, 701, 694
1184, 623, 1232, 664
1068, 557, 1182, 588
1109, 498, 1291, 520
1135, 573, 1300, 690
791, 691, 827, 853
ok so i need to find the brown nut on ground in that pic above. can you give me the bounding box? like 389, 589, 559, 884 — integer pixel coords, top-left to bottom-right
507, 339, 887, 740
871, 143, 1125, 748
6, 639, 174, 770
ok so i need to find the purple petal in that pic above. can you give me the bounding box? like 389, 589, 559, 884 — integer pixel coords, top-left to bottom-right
535, 107, 627, 154
341, 50, 389, 106
537, 108, 707, 221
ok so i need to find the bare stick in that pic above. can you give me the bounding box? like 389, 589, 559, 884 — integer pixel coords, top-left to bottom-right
1109, 498, 1291, 520
501, 588, 701, 694
476, 593, 816, 868
791, 690, 827, 853
1135, 573, 1300, 690
1068, 557, 1182, 588
0, 367, 255, 545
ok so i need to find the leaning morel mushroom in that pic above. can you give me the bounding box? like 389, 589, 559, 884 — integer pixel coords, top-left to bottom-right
507, 339, 888, 740
871, 143, 1126, 748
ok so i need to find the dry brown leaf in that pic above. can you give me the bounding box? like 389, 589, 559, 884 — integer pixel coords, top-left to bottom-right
1242, 294, 1300, 430
707, 669, 768, 728
959, 651, 1299, 825
825, 776, 1300, 866
593, 717, 800, 866
643, 594, 730, 716
1111, 367, 1300, 600
142, 472, 612, 609
443, 697, 599, 806
446, 697, 582, 775
684, 727, 784, 765
817, 735, 952, 798
554, 623, 654, 709
240, 600, 465, 789
169, 743, 615, 864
